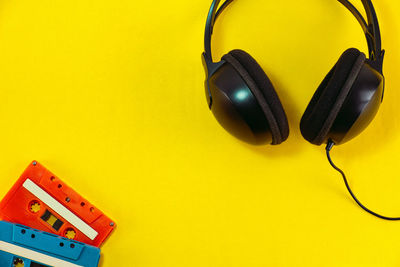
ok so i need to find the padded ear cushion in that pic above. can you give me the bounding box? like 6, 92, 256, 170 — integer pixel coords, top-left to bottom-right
222, 49, 289, 145
300, 48, 366, 145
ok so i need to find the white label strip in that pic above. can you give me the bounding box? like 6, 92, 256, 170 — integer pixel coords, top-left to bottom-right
23, 179, 98, 240
0, 241, 82, 267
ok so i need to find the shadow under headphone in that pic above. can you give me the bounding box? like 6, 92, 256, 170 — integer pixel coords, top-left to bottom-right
201, 0, 398, 221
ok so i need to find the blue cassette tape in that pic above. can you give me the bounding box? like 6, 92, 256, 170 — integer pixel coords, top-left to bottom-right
0, 221, 100, 267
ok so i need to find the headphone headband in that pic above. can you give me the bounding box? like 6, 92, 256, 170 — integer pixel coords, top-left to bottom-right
204, 0, 383, 64
203, 0, 222, 62
339, 0, 382, 61
361, 0, 382, 58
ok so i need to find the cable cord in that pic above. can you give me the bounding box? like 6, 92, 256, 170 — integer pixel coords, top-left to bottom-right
326, 140, 400, 221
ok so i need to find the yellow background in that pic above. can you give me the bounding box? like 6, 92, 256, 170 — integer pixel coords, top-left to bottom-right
0, 0, 399, 266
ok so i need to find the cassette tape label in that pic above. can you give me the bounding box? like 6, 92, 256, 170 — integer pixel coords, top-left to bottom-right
0, 241, 82, 267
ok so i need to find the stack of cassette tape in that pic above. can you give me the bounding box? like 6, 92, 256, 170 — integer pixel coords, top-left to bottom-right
0, 161, 116, 267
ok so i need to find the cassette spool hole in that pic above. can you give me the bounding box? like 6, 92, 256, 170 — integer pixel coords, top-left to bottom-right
13, 258, 24, 267
65, 228, 76, 239
29, 201, 41, 213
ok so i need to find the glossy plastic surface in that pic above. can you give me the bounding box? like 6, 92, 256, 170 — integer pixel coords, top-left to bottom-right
202, 53, 225, 108
208, 62, 272, 145
0, 161, 116, 247
0, 221, 100, 267
327, 63, 384, 144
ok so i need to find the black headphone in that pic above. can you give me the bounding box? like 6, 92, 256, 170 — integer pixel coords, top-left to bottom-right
201, 0, 396, 220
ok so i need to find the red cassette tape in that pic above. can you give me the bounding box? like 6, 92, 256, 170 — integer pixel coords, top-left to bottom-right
0, 161, 115, 247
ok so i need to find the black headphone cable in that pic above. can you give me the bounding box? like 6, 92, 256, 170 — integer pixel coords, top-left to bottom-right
326, 140, 400, 221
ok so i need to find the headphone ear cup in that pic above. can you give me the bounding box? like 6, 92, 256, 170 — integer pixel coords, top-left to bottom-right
300, 48, 366, 145
222, 50, 289, 144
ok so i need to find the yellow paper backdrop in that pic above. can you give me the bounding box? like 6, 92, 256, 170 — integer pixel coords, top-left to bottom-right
0, 0, 399, 266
